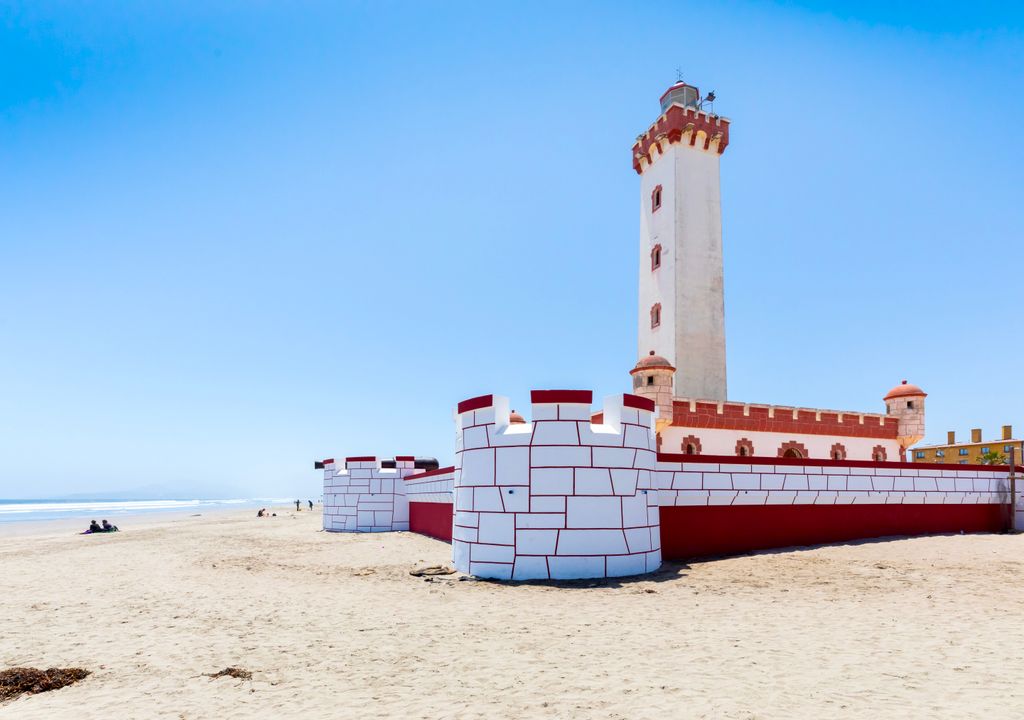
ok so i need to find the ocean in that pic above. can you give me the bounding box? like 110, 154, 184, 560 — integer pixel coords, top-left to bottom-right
0, 498, 292, 524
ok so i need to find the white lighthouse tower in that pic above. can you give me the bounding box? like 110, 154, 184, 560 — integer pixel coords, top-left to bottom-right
634, 80, 730, 401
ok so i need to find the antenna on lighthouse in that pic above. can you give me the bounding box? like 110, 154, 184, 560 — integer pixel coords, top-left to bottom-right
701, 90, 717, 114
675, 67, 684, 82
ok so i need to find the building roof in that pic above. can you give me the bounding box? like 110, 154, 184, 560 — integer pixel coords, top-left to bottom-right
884, 380, 927, 401
630, 350, 675, 375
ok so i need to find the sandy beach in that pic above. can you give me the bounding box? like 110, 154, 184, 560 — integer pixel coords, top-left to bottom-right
2, 508, 1022, 719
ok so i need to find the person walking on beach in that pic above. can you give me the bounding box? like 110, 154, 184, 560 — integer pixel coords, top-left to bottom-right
295, 499, 300, 511
308, 500, 313, 511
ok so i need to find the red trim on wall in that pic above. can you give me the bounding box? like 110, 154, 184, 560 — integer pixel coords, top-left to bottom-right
321, 458, 334, 464
409, 502, 453, 542
457, 395, 494, 414
656, 452, 1023, 473
395, 455, 415, 461
404, 465, 456, 482
623, 394, 655, 411
672, 400, 899, 440
531, 390, 593, 404
660, 504, 1007, 561
345, 456, 375, 462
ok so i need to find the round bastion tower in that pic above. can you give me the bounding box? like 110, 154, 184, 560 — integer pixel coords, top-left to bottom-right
631, 351, 676, 433
883, 380, 927, 460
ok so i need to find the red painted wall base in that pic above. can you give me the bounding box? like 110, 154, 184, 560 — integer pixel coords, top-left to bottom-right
409, 502, 453, 543
660, 504, 1008, 560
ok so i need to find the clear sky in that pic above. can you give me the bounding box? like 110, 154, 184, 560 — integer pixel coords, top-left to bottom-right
2, 1, 1022, 499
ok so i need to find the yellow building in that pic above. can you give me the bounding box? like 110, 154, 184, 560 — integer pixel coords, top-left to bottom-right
912, 425, 1022, 465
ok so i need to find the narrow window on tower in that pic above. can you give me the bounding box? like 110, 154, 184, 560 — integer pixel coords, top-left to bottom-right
650, 303, 661, 329
651, 185, 662, 212
651, 244, 662, 270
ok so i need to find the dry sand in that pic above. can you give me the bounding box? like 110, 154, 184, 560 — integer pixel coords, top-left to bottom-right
2, 507, 1022, 719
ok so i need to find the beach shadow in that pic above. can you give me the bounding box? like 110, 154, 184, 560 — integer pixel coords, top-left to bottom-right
456, 561, 691, 590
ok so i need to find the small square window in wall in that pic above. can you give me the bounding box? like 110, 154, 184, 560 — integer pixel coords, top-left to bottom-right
651, 244, 662, 271
958, 448, 969, 456
936, 450, 945, 457
650, 303, 661, 329
915, 451, 925, 459
651, 185, 662, 212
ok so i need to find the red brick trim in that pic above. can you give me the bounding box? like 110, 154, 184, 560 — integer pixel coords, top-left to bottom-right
531, 390, 593, 404
345, 456, 375, 462
829, 443, 847, 461
651, 243, 662, 270
656, 434, 663, 451
651, 303, 661, 329
633, 105, 730, 173
656, 452, 1024, 473
457, 395, 494, 413
623, 394, 655, 411
404, 465, 456, 482
735, 438, 754, 457
778, 441, 808, 459
321, 458, 334, 465
394, 455, 415, 461
681, 435, 702, 455
651, 185, 663, 212
872, 444, 888, 462
672, 399, 899, 440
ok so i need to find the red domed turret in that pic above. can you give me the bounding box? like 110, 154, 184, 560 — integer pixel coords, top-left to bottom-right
509, 410, 526, 425
884, 380, 927, 401
630, 350, 676, 375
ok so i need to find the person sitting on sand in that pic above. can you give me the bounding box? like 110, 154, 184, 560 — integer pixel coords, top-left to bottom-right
101, 520, 118, 532
257, 508, 265, 517
87, 520, 102, 534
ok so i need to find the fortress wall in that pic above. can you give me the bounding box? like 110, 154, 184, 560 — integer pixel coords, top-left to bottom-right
404, 466, 455, 542
654, 454, 1015, 559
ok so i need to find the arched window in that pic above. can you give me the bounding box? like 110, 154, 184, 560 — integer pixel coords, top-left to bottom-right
830, 443, 847, 461
777, 441, 808, 459
871, 445, 888, 462
651, 244, 662, 270
681, 435, 702, 455
650, 303, 661, 329
735, 438, 754, 457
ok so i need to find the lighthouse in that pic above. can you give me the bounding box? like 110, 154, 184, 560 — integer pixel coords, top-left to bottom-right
633, 80, 730, 401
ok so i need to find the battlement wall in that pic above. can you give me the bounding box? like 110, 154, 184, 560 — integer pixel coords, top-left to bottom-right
453, 390, 661, 580
671, 399, 899, 440
321, 455, 417, 533
654, 454, 1015, 559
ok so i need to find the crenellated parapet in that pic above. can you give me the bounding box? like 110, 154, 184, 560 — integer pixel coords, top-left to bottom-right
633, 104, 730, 173
452, 390, 662, 580
321, 455, 418, 532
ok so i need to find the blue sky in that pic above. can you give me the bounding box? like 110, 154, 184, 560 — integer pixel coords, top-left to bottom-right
2, 1, 1022, 498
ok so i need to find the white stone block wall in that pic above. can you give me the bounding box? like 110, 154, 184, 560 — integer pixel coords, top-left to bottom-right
322, 456, 416, 532
453, 391, 662, 581
653, 457, 1013, 507
404, 467, 455, 504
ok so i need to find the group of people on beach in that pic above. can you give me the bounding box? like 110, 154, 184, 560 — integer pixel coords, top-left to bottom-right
84, 519, 118, 534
